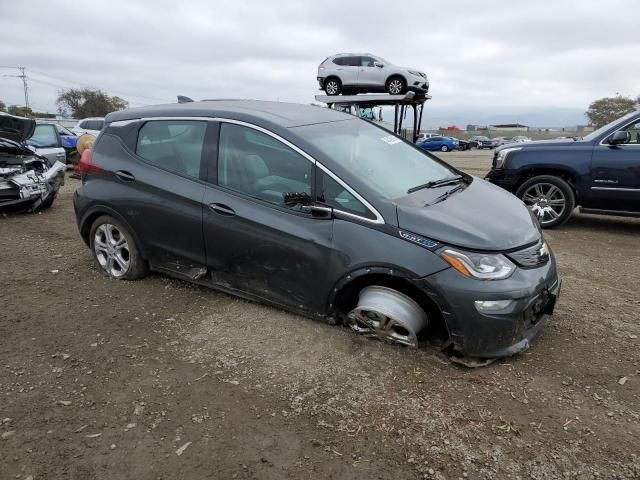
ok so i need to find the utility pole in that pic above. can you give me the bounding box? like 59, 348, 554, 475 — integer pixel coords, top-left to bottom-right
1, 66, 30, 112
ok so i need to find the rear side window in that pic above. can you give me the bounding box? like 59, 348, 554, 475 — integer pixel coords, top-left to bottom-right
332, 57, 345, 66
345, 56, 361, 67
217, 123, 312, 210
136, 120, 207, 178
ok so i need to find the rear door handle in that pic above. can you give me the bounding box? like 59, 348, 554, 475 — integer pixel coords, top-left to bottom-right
208, 203, 236, 216
115, 170, 135, 182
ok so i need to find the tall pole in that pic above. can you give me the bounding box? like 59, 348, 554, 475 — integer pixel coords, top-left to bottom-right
1, 66, 30, 113
19, 67, 30, 111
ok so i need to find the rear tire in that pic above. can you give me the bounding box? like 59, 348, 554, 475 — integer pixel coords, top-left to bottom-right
516, 175, 575, 228
89, 215, 148, 280
324, 78, 342, 96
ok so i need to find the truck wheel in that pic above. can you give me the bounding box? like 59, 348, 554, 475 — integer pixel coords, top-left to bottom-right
516, 175, 575, 228
90, 215, 148, 280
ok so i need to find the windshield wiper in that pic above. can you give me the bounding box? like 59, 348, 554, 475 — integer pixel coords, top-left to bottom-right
407, 175, 464, 194
433, 183, 466, 204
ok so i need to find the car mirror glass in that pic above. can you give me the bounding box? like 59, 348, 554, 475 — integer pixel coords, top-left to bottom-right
608, 130, 629, 145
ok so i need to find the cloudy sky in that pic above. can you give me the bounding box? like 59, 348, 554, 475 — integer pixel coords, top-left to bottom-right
1, 0, 638, 127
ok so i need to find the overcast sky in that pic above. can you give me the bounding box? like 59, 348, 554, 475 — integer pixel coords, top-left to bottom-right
1, 0, 638, 127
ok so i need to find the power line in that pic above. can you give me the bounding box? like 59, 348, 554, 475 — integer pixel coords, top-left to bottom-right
27, 68, 172, 103
1, 66, 29, 110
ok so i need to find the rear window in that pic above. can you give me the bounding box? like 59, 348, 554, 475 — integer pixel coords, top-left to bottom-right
136, 120, 207, 179
27, 124, 58, 148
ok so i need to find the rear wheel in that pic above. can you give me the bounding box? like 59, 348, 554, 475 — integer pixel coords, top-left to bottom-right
89, 215, 148, 280
516, 175, 575, 228
324, 78, 341, 96
386, 76, 406, 95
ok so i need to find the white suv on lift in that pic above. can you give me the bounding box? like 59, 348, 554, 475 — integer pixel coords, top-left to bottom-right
317, 53, 429, 96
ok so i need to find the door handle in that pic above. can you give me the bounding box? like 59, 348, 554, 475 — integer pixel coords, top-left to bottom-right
208, 203, 236, 216
115, 170, 135, 182
55, 153, 66, 158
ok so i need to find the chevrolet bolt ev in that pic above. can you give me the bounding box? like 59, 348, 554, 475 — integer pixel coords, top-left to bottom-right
74, 100, 560, 359
317, 53, 429, 96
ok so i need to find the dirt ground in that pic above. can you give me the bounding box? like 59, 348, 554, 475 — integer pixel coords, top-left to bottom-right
1, 150, 639, 480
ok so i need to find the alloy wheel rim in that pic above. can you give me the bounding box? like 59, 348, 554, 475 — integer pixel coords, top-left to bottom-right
522, 182, 566, 225
94, 224, 130, 277
326, 81, 338, 94
389, 80, 403, 94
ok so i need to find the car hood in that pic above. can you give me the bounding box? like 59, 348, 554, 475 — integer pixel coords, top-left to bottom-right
496, 138, 579, 151
396, 178, 540, 251
0, 113, 36, 143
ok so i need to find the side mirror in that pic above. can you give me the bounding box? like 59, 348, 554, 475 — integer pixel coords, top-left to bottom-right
302, 204, 333, 218
374, 62, 384, 68
608, 130, 629, 145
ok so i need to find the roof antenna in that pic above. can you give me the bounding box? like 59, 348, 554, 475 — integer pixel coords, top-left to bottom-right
177, 95, 194, 104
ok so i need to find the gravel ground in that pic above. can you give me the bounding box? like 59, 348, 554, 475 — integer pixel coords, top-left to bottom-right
1, 150, 639, 479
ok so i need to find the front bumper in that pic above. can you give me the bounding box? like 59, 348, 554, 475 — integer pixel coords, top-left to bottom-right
485, 168, 520, 192
416, 251, 560, 358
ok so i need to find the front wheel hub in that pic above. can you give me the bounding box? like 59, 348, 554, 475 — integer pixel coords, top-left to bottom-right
347, 286, 427, 348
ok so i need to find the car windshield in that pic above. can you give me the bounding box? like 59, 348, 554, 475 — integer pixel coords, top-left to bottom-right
476, 136, 489, 141
582, 110, 639, 141
295, 119, 456, 199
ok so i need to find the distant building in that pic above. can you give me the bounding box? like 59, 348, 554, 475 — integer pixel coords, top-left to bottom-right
576, 125, 595, 133
490, 123, 530, 132
466, 124, 476, 132
439, 125, 461, 133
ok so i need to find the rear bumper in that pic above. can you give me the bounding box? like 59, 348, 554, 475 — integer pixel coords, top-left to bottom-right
416, 251, 560, 358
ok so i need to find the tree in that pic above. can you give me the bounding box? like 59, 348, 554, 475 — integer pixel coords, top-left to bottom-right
7, 105, 33, 117
0, 100, 6, 112
586, 95, 639, 127
56, 88, 128, 118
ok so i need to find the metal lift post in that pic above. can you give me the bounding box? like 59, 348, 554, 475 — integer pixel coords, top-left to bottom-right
315, 91, 431, 142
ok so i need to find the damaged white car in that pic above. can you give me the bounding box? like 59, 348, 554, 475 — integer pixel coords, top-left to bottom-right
0, 113, 65, 213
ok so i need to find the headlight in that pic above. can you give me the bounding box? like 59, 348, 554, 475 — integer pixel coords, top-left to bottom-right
408, 70, 423, 77
440, 248, 516, 280
494, 147, 521, 169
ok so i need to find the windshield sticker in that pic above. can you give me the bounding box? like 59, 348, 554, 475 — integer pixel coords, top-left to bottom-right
381, 135, 402, 145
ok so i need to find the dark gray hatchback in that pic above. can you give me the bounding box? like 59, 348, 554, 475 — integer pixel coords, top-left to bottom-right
74, 100, 560, 358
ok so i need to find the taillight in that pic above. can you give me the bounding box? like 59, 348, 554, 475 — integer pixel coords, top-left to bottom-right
77, 149, 104, 174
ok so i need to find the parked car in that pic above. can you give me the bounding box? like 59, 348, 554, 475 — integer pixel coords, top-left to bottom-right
416, 132, 440, 142
455, 138, 470, 151
511, 135, 531, 143
486, 109, 640, 228
0, 113, 66, 213
468, 136, 493, 149
317, 53, 429, 96
73, 100, 560, 359
25, 121, 67, 165
71, 117, 104, 136
492, 137, 513, 148
416, 136, 459, 152
55, 124, 79, 163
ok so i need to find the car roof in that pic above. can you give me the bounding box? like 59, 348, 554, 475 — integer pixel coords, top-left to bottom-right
78, 117, 104, 121
105, 100, 353, 129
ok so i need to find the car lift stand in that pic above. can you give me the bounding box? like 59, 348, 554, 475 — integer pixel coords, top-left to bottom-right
314, 91, 431, 142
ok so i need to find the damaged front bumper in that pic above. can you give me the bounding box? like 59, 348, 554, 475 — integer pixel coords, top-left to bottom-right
417, 251, 560, 358
0, 159, 65, 213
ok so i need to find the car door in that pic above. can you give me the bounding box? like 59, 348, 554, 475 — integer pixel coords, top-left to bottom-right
589, 120, 640, 211
202, 121, 334, 313
26, 124, 66, 165
106, 119, 210, 272
335, 56, 360, 86
357, 56, 386, 88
